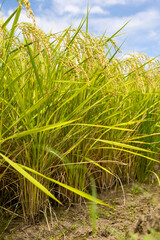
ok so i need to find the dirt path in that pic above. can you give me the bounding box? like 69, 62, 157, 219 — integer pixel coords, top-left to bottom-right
2, 183, 160, 240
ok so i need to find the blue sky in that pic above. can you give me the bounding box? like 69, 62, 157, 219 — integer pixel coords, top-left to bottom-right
1, 0, 160, 58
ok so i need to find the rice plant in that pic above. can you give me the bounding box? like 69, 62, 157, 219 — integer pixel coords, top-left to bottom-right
0, 0, 160, 225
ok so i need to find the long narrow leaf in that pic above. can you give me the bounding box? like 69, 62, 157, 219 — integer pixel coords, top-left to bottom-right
1, 119, 78, 144
19, 164, 113, 208
0, 153, 61, 204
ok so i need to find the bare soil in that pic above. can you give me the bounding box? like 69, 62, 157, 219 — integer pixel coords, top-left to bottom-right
2, 183, 160, 240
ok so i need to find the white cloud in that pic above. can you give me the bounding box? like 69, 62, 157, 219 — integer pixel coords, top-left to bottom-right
36, 15, 70, 33
87, 8, 160, 37
51, 0, 83, 15
127, 9, 160, 32
92, 0, 126, 6
49, 0, 152, 14
51, 0, 126, 14
62, 5, 109, 15
148, 30, 157, 39
64, 5, 81, 14
90, 6, 109, 15
130, 0, 150, 4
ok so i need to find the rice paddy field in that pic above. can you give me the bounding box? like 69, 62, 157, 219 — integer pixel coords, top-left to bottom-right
0, 1, 160, 239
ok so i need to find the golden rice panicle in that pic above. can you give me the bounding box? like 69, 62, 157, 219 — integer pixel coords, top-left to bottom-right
17, 0, 51, 63
59, 29, 113, 85
19, 22, 51, 63
17, 0, 36, 27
